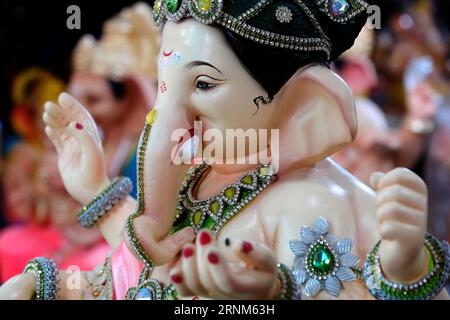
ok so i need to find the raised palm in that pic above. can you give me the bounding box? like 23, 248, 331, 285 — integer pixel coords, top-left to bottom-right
43, 93, 109, 205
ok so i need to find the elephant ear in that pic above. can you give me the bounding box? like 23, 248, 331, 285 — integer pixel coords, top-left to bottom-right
273, 64, 357, 173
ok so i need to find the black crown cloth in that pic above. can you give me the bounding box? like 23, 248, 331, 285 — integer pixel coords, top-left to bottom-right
148, 0, 370, 61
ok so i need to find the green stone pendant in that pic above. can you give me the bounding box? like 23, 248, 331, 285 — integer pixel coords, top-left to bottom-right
222, 186, 240, 205
309, 243, 335, 275
289, 217, 361, 297
166, 0, 179, 13
190, 208, 206, 233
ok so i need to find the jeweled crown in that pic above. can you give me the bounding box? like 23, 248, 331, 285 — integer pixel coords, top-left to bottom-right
150, 0, 369, 60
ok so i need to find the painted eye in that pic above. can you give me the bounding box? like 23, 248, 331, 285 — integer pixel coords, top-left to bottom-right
196, 81, 216, 91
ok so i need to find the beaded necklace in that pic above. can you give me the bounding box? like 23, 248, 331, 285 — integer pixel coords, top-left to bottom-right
124, 110, 277, 300
172, 164, 277, 235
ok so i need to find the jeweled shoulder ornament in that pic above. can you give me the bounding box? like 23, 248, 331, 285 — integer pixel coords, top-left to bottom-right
150, 0, 369, 60
289, 217, 362, 297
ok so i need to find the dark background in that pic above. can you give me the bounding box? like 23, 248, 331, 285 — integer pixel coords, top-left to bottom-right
0, 0, 138, 132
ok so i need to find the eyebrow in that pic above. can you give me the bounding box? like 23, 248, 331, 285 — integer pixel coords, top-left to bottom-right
184, 60, 223, 75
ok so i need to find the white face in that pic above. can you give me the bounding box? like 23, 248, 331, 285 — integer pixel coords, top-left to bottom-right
155, 19, 279, 163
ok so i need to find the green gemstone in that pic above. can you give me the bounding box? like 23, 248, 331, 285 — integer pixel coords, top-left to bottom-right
310, 245, 334, 274
224, 187, 236, 200
192, 210, 203, 225
209, 200, 220, 214
204, 217, 215, 229
197, 0, 211, 11
241, 175, 254, 185
167, 0, 179, 13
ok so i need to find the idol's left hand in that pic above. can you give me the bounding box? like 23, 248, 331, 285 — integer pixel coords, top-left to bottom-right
371, 168, 429, 284
169, 230, 279, 300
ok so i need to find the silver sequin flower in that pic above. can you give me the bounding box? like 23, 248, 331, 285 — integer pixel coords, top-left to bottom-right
290, 216, 360, 297
275, 6, 293, 23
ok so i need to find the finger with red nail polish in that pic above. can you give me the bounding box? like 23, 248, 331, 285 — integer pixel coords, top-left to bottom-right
232, 239, 277, 272
182, 246, 194, 258
196, 231, 222, 296
171, 274, 183, 284
181, 244, 207, 297
205, 247, 234, 296
169, 267, 194, 298
207, 252, 220, 265
199, 230, 212, 246
241, 241, 253, 254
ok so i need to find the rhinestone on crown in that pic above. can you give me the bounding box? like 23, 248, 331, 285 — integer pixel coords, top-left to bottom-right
150, 0, 370, 59
275, 6, 293, 24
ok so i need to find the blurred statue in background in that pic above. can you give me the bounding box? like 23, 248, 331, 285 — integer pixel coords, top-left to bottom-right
333, 17, 441, 186
333, 25, 395, 185
370, 0, 450, 244
0, 2, 160, 283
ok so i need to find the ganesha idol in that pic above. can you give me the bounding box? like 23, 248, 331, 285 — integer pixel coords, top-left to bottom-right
1, 0, 449, 300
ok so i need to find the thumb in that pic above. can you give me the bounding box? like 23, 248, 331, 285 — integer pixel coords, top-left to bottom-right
228, 238, 277, 273
370, 171, 384, 191
133, 216, 195, 265
157, 227, 196, 263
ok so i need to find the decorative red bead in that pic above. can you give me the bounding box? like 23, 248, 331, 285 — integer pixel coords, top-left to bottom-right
242, 241, 253, 254
75, 123, 83, 130
182, 246, 194, 258
171, 274, 183, 284
207, 252, 219, 265
199, 232, 212, 246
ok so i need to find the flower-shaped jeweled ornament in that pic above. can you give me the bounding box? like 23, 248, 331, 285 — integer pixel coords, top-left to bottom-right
289, 217, 360, 297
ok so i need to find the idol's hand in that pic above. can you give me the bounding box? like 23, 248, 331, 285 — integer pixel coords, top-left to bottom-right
371, 168, 429, 283
169, 230, 278, 300
43, 93, 110, 205
129, 215, 196, 266
0, 273, 36, 300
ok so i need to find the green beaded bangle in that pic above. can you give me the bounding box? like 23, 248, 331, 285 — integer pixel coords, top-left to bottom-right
363, 234, 450, 300
276, 263, 301, 300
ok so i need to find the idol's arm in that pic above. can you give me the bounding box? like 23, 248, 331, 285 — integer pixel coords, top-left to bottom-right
97, 196, 137, 249
367, 168, 450, 300
43, 93, 137, 249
